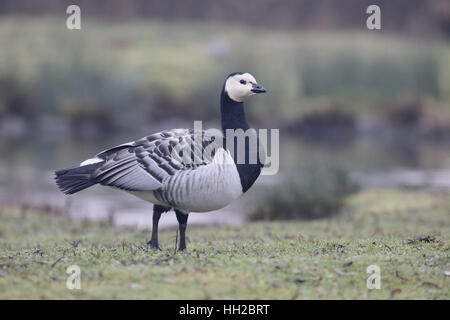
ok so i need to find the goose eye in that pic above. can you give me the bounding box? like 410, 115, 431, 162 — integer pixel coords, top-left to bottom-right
240, 79, 246, 85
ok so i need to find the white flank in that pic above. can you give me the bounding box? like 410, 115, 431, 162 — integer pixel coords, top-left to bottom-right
130, 148, 243, 212
178, 148, 242, 212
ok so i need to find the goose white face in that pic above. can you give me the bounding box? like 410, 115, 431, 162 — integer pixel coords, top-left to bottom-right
224, 73, 266, 102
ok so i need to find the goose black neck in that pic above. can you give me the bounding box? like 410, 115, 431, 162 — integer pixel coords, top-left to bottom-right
220, 90, 249, 132
220, 89, 262, 193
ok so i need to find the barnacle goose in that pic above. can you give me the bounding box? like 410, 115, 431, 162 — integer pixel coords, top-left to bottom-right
55, 72, 266, 250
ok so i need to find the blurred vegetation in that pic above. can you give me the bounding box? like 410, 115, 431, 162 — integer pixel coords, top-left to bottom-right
1, 0, 449, 36
286, 109, 357, 140
0, 188, 448, 299
249, 166, 359, 221
0, 17, 449, 134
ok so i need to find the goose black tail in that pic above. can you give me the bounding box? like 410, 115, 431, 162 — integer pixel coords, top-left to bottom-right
54, 163, 103, 195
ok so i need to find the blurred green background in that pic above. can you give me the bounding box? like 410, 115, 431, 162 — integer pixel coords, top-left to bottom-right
0, 1, 449, 133
0, 0, 449, 223
1, 18, 449, 131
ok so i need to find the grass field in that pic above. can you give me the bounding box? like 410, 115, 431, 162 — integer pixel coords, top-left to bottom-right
0, 188, 448, 299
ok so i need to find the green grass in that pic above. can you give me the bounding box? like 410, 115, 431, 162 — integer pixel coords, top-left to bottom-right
0, 189, 448, 299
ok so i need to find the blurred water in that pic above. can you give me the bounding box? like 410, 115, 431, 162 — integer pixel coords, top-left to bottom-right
1, 127, 450, 229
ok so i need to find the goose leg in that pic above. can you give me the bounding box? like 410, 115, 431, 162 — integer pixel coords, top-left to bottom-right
175, 210, 189, 251
148, 205, 170, 250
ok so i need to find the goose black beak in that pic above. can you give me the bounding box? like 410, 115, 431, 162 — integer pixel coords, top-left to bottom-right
251, 83, 267, 93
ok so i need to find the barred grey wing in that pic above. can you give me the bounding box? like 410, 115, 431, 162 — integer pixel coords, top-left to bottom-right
90, 129, 223, 192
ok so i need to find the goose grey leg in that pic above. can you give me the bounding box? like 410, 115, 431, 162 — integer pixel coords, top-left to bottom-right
175, 210, 189, 251
148, 205, 170, 250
